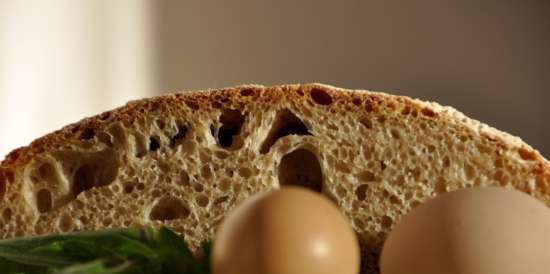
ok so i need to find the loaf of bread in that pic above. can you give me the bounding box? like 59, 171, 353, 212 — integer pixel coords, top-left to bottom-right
1, 84, 548, 273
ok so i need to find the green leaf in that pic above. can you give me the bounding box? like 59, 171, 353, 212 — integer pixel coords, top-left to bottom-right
0, 227, 213, 274
56, 260, 133, 274
0, 244, 77, 267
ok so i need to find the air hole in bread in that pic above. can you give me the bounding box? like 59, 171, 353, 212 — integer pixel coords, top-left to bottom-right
394, 175, 405, 186
410, 168, 422, 181
149, 136, 161, 151
260, 109, 311, 154
214, 109, 245, 148
278, 148, 323, 192
238, 167, 252, 179
196, 194, 209, 207
390, 129, 401, 139
359, 116, 372, 129
219, 179, 231, 191
310, 88, 333, 105
327, 124, 339, 131
73, 164, 113, 196
214, 150, 230, 159
390, 195, 400, 204
201, 166, 213, 179
110, 184, 121, 194
401, 106, 411, 115
494, 170, 509, 186
73, 165, 94, 196
211, 100, 222, 109
518, 148, 537, 161
192, 182, 204, 192
214, 195, 230, 205
381, 215, 393, 229
363, 146, 373, 160
336, 161, 352, 173
152, 189, 161, 198
426, 144, 436, 153
365, 101, 374, 112
58, 213, 73, 232
72, 150, 118, 198
126, 220, 137, 227
78, 215, 89, 225
2, 207, 12, 221
134, 182, 145, 191
357, 171, 376, 182
355, 184, 369, 201
240, 88, 254, 96
35, 162, 57, 184
102, 217, 113, 227
170, 125, 188, 147
442, 156, 451, 168
199, 150, 212, 162
155, 119, 166, 130
123, 184, 134, 194
180, 171, 190, 186
421, 108, 436, 117
336, 184, 347, 198
97, 132, 114, 147
185, 100, 200, 110
150, 196, 190, 221
36, 189, 52, 213
79, 127, 96, 140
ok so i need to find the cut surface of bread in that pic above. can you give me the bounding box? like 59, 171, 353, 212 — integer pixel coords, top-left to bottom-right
1, 83, 549, 273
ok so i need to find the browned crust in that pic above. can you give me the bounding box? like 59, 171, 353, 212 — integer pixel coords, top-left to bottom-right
2, 83, 549, 192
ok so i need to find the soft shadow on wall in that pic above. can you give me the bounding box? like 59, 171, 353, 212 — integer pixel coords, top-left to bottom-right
0, 0, 155, 158
153, 0, 550, 157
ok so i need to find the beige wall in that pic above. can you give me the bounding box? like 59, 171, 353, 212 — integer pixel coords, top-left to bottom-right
0, 0, 155, 158
153, 0, 550, 157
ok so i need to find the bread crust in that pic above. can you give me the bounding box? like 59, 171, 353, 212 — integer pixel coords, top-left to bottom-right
3, 84, 546, 168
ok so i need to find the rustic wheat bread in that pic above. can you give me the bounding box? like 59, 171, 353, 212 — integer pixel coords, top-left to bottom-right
0, 83, 549, 273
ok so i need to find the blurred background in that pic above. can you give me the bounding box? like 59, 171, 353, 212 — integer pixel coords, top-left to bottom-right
1, 0, 549, 159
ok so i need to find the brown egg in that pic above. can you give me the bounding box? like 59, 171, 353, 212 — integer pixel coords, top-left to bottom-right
380, 187, 550, 274
212, 187, 360, 274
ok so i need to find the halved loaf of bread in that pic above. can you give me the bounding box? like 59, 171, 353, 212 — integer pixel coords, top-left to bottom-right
1, 84, 549, 273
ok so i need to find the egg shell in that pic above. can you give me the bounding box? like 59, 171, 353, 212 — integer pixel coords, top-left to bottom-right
380, 187, 550, 274
212, 187, 360, 274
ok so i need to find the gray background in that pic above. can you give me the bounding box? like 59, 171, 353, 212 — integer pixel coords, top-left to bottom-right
152, 0, 550, 157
